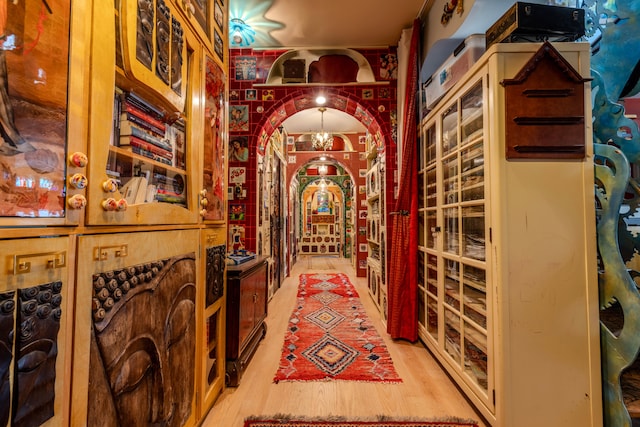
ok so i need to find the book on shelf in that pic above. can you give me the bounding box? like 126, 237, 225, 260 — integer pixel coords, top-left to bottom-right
120, 125, 173, 152
120, 112, 166, 138
121, 101, 167, 133
124, 135, 173, 160
112, 88, 123, 146
121, 90, 165, 120
130, 145, 173, 166
155, 191, 186, 204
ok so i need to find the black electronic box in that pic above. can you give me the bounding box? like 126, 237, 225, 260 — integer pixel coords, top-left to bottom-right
486, 2, 585, 48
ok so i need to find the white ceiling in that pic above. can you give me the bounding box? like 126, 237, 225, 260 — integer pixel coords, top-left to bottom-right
229, 0, 427, 49
229, 0, 428, 135
282, 108, 367, 135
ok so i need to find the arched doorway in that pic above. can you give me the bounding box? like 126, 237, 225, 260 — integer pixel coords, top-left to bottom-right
253, 90, 391, 279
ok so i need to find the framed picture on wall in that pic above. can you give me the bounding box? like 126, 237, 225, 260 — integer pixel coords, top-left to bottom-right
214, 30, 224, 61
229, 204, 245, 220
235, 56, 257, 80
229, 106, 249, 132
214, 2, 224, 32
245, 89, 257, 101
229, 167, 246, 183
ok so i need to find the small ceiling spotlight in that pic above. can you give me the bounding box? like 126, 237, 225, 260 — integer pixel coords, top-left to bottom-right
315, 95, 326, 105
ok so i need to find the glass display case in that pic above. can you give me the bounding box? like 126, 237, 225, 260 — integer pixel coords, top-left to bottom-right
85, 0, 212, 226
417, 42, 600, 427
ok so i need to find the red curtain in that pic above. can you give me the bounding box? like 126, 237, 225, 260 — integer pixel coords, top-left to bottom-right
387, 19, 420, 342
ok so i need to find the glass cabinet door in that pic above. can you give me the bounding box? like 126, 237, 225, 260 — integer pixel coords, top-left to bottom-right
201, 55, 227, 222
85, 0, 202, 225
418, 122, 439, 341
456, 80, 488, 395
0, 1, 89, 225
417, 76, 489, 402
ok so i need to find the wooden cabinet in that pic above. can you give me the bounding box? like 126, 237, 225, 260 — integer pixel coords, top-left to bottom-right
417, 42, 601, 427
71, 230, 201, 427
225, 256, 268, 386
0, 236, 74, 427
0, 0, 230, 426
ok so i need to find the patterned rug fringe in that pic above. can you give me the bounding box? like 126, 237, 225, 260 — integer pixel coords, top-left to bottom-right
244, 413, 480, 426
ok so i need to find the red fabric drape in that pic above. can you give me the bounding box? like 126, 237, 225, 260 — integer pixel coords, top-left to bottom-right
387, 19, 420, 342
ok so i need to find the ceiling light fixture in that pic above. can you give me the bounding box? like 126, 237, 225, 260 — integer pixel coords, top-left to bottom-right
318, 164, 328, 175
312, 107, 333, 151
315, 95, 326, 105
229, 18, 256, 47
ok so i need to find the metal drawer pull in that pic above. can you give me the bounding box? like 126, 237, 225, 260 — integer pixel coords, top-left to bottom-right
94, 244, 129, 261
13, 251, 67, 275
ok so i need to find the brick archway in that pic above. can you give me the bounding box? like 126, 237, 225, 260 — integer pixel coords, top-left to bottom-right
254, 88, 392, 156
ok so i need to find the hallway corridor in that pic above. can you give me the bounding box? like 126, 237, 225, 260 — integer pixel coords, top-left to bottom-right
202, 255, 487, 427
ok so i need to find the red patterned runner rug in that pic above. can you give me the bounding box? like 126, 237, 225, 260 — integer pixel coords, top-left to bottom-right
273, 273, 401, 383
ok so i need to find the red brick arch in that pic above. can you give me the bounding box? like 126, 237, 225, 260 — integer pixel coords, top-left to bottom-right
254, 88, 391, 156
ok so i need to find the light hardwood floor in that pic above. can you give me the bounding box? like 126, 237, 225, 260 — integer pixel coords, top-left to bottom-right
202, 255, 488, 427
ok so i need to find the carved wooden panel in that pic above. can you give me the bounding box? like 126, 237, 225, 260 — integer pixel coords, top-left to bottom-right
13, 283, 63, 427
0, 282, 63, 427
87, 254, 196, 426
156, 0, 171, 85
205, 244, 225, 307
0, 290, 15, 427
135, 0, 154, 69
171, 16, 184, 95
501, 41, 589, 159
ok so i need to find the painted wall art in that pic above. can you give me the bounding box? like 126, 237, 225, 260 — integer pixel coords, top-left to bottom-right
203, 55, 227, 221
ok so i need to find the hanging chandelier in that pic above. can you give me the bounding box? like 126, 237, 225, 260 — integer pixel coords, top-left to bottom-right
311, 107, 333, 151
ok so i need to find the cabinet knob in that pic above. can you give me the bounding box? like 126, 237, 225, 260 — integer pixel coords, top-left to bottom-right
69, 173, 88, 189
102, 178, 119, 193
117, 198, 128, 211
102, 198, 118, 211
67, 194, 87, 209
68, 151, 88, 167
